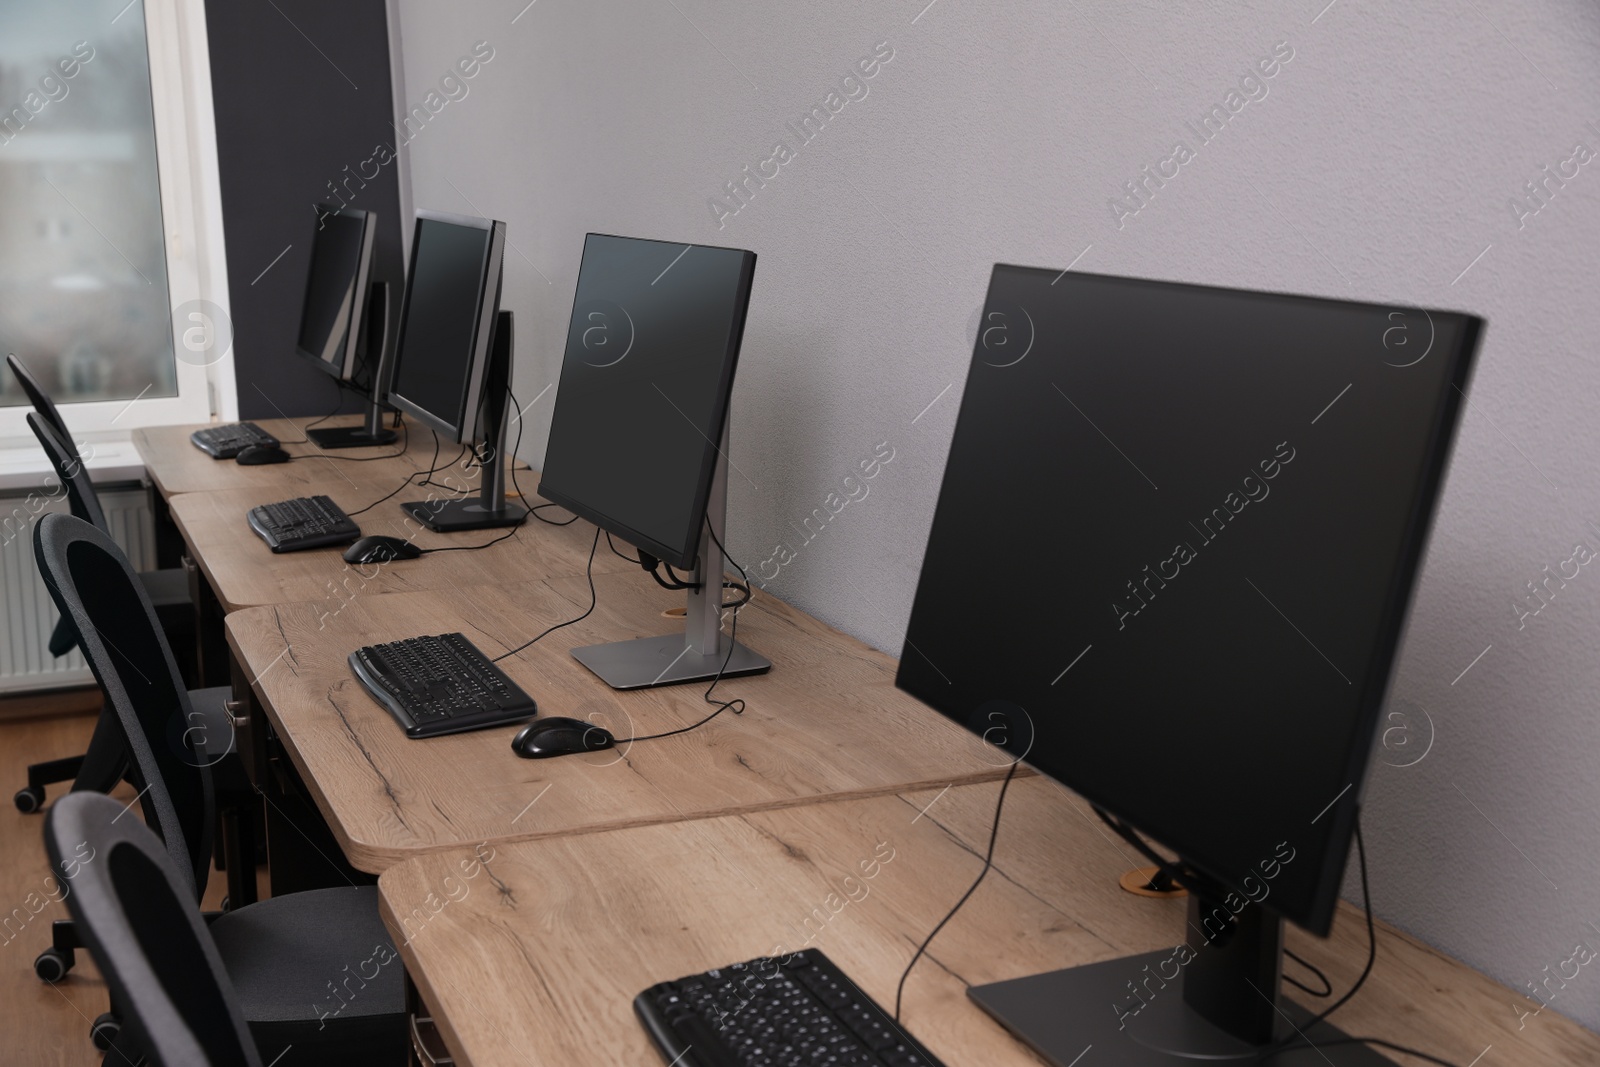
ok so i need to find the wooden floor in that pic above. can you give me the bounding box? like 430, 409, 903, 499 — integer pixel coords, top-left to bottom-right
0, 708, 234, 1064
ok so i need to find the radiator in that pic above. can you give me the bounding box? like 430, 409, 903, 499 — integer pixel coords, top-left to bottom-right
0, 484, 156, 694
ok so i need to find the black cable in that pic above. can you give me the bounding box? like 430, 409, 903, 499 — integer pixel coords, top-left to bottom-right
1094, 806, 1228, 902
490, 527, 600, 662
1282, 950, 1333, 998
420, 383, 531, 555
347, 427, 441, 518
504, 387, 563, 532
274, 377, 346, 444
652, 562, 698, 591
294, 416, 409, 461
606, 532, 642, 565
530, 503, 579, 526
702, 522, 753, 611
608, 604, 748, 743
1275, 821, 1374, 1035
1095, 809, 1329, 1000
894, 759, 1020, 1023
1252, 821, 1447, 1065
419, 525, 521, 553
609, 516, 754, 745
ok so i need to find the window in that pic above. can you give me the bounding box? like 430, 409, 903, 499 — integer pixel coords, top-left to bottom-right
0, 0, 231, 438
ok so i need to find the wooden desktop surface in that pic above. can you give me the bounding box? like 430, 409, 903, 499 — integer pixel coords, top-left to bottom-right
378, 776, 1600, 1067
169, 475, 631, 612
135, 415, 457, 496
225, 571, 1021, 874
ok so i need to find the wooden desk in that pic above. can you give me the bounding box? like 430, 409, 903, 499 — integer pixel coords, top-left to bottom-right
169, 476, 631, 612
134, 415, 441, 497
225, 571, 1020, 873
378, 777, 1600, 1067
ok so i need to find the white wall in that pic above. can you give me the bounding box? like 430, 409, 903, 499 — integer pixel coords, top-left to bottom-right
392, 0, 1600, 1032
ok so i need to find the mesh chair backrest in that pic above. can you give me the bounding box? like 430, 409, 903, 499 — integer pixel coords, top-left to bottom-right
26, 412, 107, 531
6, 352, 70, 443
33, 513, 215, 898
45, 792, 262, 1067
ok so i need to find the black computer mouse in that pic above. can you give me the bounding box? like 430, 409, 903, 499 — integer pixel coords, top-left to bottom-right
511, 717, 616, 759
235, 444, 291, 465
342, 535, 423, 564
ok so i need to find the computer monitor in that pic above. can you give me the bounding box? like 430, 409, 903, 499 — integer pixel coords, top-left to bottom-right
293, 203, 396, 448
539, 232, 769, 689
388, 210, 524, 532
896, 266, 1481, 1064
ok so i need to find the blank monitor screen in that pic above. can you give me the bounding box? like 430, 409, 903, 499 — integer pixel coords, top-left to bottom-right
538, 234, 756, 571
296, 208, 367, 374
389, 215, 499, 436
896, 267, 1480, 933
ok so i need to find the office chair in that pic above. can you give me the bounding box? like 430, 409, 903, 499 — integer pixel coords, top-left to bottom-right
25, 414, 260, 977
9, 355, 200, 811
45, 791, 265, 1066
33, 512, 408, 1063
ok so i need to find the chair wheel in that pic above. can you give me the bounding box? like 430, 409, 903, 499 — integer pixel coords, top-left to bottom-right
89, 1012, 119, 1051
33, 947, 71, 983
14, 787, 43, 813
220, 895, 230, 913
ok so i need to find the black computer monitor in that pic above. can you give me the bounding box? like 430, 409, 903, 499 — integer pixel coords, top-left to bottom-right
388, 210, 524, 532
293, 204, 396, 449
538, 232, 769, 689
896, 266, 1481, 1064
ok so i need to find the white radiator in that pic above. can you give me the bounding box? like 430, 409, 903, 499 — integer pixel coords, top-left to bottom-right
0, 484, 156, 694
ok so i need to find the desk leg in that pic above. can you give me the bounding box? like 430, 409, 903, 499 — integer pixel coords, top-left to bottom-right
186, 556, 229, 689
147, 483, 184, 570
219, 652, 265, 909
262, 733, 375, 894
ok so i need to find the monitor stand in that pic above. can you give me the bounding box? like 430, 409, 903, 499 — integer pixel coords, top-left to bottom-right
967, 895, 1396, 1065
570, 425, 771, 689
309, 281, 399, 449
401, 310, 528, 532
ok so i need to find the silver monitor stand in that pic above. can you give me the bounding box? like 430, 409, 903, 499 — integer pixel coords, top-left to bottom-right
570, 426, 771, 689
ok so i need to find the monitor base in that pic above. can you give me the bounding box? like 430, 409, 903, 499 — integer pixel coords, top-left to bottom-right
570, 633, 771, 690
968, 949, 1397, 1065
306, 425, 398, 448
401, 498, 528, 532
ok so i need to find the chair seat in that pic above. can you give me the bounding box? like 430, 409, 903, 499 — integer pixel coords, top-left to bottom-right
137, 566, 192, 608
209, 885, 408, 1062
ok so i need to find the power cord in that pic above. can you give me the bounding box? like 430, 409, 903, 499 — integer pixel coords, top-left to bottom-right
894, 759, 1021, 1022
417, 385, 532, 555
347, 428, 442, 518
1253, 821, 1463, 1066
491, 527, 601, 662
273, 377, 346, 444
608, 517, 754, 745
1283, 951, 1333, 998
503, 387, 579, 529
607, 532, 642, 564
296, 416, 409, 461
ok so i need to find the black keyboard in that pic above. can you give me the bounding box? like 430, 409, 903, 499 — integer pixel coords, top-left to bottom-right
636, 949, 947, 1067
190, 422, 278, 458
349, 633, 537, 738
247, 495, 360, 552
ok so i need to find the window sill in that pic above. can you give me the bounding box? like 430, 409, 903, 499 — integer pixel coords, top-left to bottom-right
0, 436, 146, 493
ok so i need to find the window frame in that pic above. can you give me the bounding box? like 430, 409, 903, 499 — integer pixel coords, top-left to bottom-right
0, 0, 234, 445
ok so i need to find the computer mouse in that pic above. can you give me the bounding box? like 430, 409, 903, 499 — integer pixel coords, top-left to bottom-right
235, 445, 291, 465
511, 717, 616, 759
342, 535, 423, 564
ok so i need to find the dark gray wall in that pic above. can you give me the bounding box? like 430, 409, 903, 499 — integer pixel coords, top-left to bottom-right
206, 0, 403, 420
